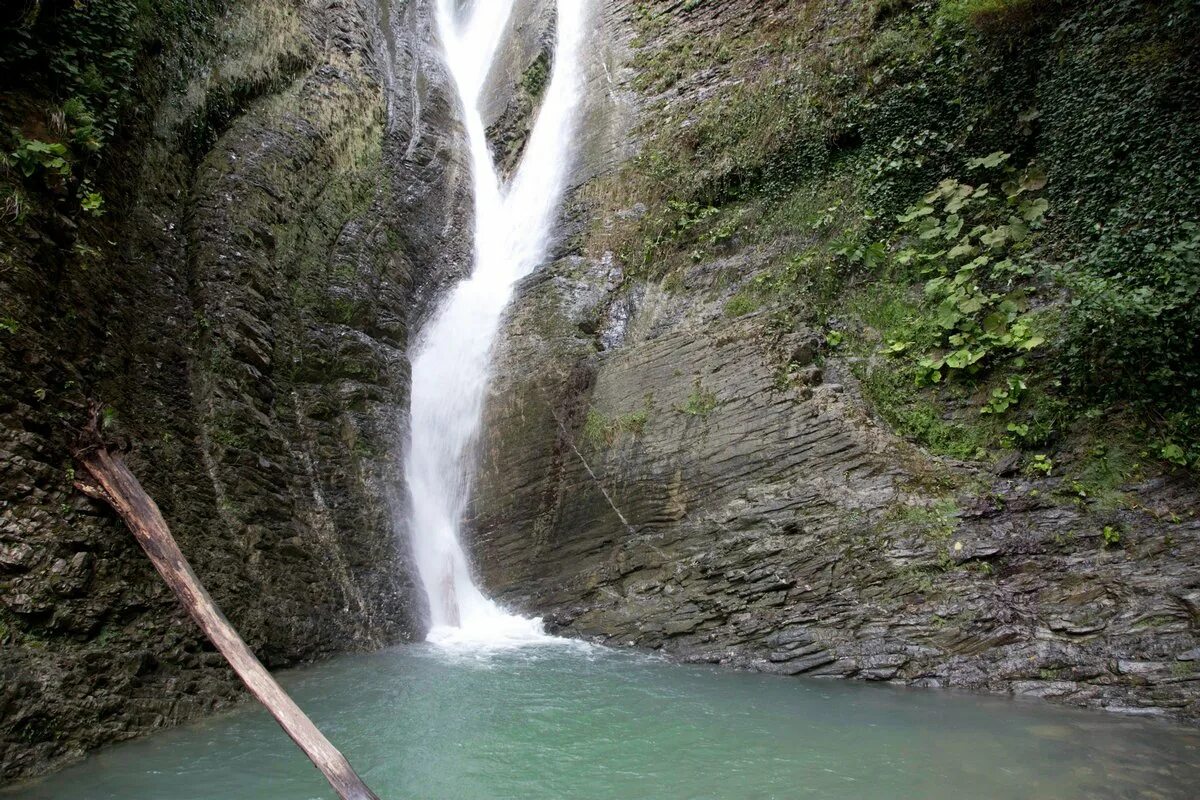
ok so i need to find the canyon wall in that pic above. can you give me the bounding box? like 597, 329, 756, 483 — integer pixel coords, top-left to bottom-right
0, 0, 464, 779
2, 0, 1198, 784
471, 0, 1200, 721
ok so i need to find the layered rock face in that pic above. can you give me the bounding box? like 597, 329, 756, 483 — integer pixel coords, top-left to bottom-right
470, 0, 1200, 721
0, 0, 465, 780
476, 256, 1200, 717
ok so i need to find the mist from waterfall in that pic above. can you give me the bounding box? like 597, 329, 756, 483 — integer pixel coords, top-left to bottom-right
403, 0, 588, 647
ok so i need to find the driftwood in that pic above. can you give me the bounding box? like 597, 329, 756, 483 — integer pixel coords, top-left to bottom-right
74, 410, 381, 800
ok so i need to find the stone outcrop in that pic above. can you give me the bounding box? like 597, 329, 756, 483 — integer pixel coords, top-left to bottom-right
0, 0, 466, 780
481, 0, 556, 177
473, 253, 1200, 719
468, 0, 1200, 722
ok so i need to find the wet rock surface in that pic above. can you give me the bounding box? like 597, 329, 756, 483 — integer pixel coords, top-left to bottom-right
0, 0, 467, 781
469, 0, 1200, 723
481, 0, 557, 178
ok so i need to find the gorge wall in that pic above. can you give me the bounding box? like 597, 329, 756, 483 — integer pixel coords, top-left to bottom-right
0, 0, 467, 780
2, 0, 1199, 786
470, 0, 1200, 722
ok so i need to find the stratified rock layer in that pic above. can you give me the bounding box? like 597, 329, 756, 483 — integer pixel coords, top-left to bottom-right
0, 0, 467, 780
469, 0, 1200, 721
475, 256, 1200, 718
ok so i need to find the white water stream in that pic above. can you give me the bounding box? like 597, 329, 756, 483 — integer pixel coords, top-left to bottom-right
403, 0, 588, 647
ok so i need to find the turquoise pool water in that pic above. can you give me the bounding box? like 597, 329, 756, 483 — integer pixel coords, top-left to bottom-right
6, 643, 1198, 799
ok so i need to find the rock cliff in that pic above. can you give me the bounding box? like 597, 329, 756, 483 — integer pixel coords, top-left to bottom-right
470, 0, 1200, 721
0, 0, 465, 780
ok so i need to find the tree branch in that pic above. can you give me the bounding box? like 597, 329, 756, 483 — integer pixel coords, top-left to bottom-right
74, 405, 381, 800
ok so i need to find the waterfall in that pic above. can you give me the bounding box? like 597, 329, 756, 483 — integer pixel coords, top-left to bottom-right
403, 0, 588, 647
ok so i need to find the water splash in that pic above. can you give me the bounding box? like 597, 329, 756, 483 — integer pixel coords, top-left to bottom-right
403, 0, 588, 649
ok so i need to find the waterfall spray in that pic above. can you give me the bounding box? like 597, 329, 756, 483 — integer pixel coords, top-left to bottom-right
403, 0, 588, 647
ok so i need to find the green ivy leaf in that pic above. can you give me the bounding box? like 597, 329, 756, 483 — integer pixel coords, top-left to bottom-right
1161, 443, 1188, 466
1018, 335, 1045, 351
957, 295, 984, 314
1020, 164, 1048, 192
968, 151, 1010, 170
1020, 197, 1049, 222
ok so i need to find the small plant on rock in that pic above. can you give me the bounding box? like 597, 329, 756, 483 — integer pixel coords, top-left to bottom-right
1101, 525, 1121, 548
680, 379, 718, 417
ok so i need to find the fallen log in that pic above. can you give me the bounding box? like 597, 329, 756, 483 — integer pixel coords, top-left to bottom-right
73, 410, 381, 800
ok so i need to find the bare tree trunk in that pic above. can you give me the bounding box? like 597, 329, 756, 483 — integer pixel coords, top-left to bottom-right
74, 412, 382, 800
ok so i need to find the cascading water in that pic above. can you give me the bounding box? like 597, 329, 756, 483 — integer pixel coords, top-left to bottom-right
403, 0, 588, 647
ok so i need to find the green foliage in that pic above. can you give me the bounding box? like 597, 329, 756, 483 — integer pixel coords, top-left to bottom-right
876, 158, 1050, 389
62, 96, 102, 153
1155, 409, 1200, 470
1, 0, 221, 222
1033, 0, 1200, 464
1055, 439, 1137, 507
1060, 221, 1200, 414
583, 406, 651, 448
680, 380, 718, 417
595, 18, 846, 275
1161, 443, 1187, 467
1101, 525, 1121, 547
627, 199, 744, 275
2, 0, 142, 145
840, 156, 1055, 457
937, 0, 1051, 32
619, 410, 649, 435
601, 0, 1200, 468
724, 292, 758, 318
857, 362, 992, 459
79, 189, 104, 215
9, 138, 70, 180
982, 375, 1026, 415
5, 136, 108, 215
629, 3, 732, 93
1027, 453, 1053, 476
521, 53, 550, 100
888, 498, 962, 549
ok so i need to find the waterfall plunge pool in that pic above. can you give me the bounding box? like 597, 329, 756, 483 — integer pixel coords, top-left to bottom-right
6, 642, 1198, 799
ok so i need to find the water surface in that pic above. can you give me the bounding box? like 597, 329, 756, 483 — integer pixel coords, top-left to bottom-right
6, 644, 1198, 799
